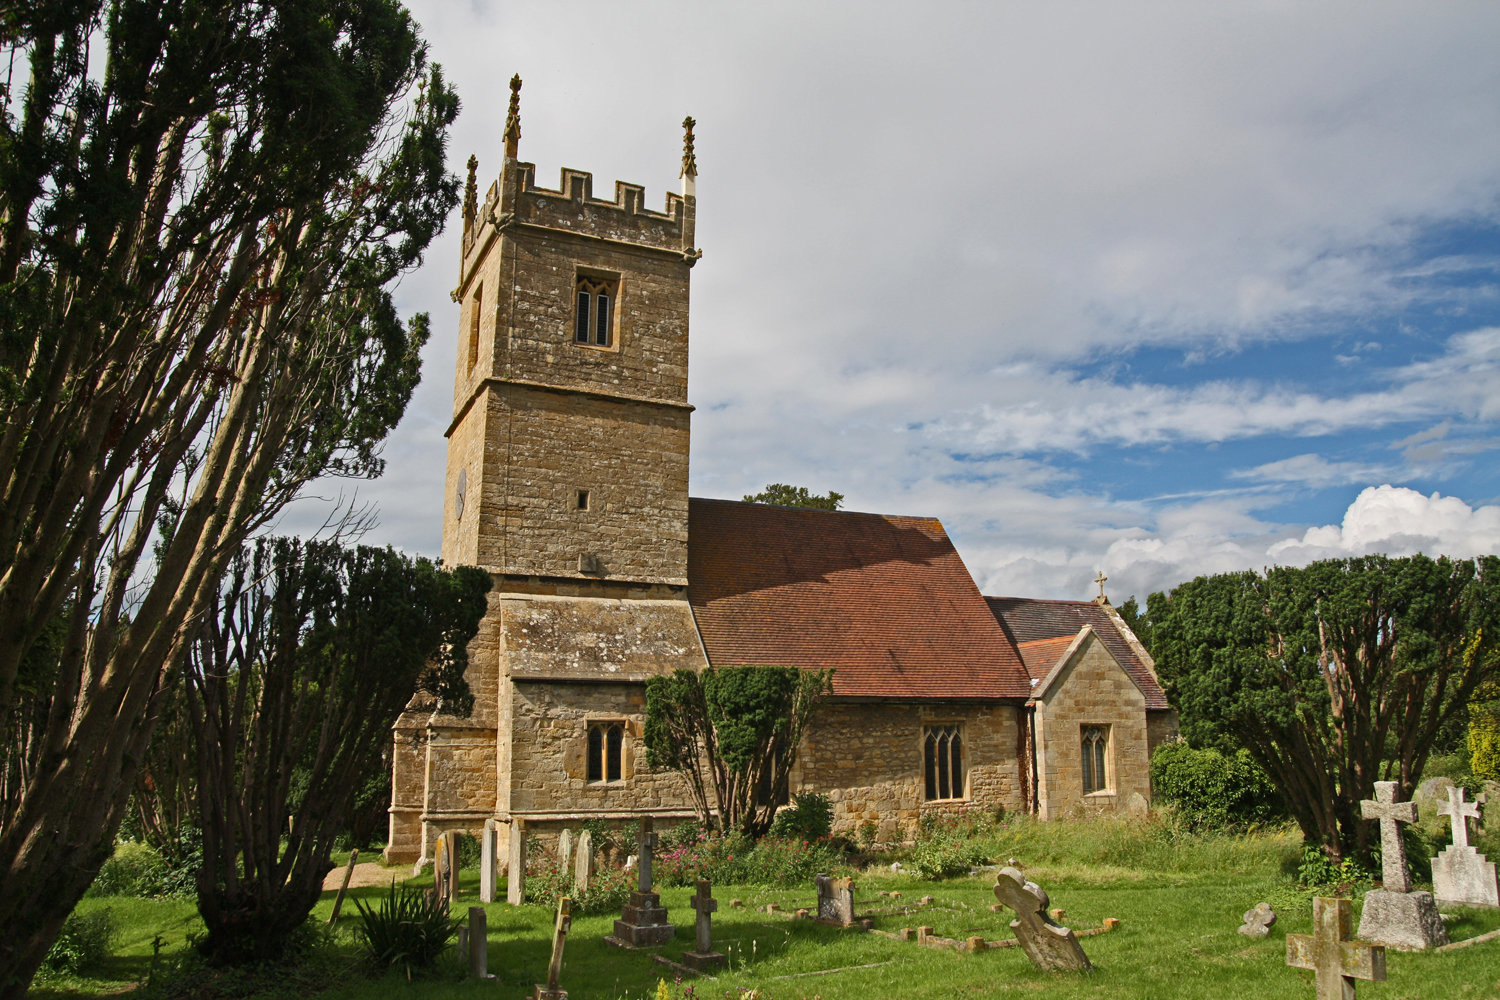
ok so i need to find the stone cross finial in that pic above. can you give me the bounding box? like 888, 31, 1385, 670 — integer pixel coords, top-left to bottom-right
993, 867, 1091, 971
1438, 786, 1483, 849
636, 816, 657, 893
681, 117, 698, 178
1093, 572, 1108, 601
462, 154, 478, 235
1360, 781, 1417, 893
1287, 897, 1386, 999
504, 74, 522, 156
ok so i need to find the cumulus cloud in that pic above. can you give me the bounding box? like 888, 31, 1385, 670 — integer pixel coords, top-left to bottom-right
1268, 486, 1500, 563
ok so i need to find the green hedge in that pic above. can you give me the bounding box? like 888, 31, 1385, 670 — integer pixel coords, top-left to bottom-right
1150, 739, 1285, 830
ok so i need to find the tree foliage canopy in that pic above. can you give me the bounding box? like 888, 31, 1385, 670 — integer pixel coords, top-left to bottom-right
1150, 554, 1500, 861
185, 537, 488, 963
742, 484, 845, 511
644, 665, 833, 838
0, 1, 458, 990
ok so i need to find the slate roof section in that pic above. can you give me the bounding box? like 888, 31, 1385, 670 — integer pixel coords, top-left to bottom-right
984, 597, 1171, 710
687, 499, 1033, 701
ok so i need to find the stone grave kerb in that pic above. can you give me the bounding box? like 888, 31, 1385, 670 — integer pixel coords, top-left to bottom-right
992, 867, 1091, 972
1361, 781, 1417, 893
1287, 896, 1386, 1000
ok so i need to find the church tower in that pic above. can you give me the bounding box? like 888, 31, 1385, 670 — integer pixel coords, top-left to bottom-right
387, 79, 709, 867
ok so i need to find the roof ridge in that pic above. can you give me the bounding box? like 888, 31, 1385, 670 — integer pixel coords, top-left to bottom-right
688, 496, 942, 522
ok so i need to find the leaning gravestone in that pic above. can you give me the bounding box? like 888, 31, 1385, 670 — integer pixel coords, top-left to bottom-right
682, 880, 727, 970
1287, 897, 1385, 1000
605, 817, 675, 948
815, 873, 855, 927
1356, 781, 1448, 950
1432, 786, 1499, 909
574, 829, 593, 894
992, 867, 1091, 971
1238, 903, 1276, 939
532, 897, 572, 1000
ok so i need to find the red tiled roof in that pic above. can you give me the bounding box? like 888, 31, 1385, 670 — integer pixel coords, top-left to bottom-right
984, 597, 1170, 710
1016, 636, 1075, 678
687, 499, 1032, 701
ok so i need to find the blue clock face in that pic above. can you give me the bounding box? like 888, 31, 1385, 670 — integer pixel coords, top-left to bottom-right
455, 468, 467, 520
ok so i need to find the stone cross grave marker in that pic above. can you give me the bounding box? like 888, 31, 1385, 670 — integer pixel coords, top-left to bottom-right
1432, 786, 1500, 908
573, 830, 592, 894
637, 816, 656, 893
815, 873, 855, 927
1356, 781, 1447, 950
992, 867, 1091, 971
558, 828, 573, 867
1238, 902, 1276, 939
606, 817, 675, 948
507, 819, 527, 906
683, 880, 727, 970
480, 819, 497, 904
532, 897, 572, 1000
1287, 897, 1386, 1000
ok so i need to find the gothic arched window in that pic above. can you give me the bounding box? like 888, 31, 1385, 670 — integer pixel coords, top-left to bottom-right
587, 721, 625, 783
1081, 726, 1109, 794
574, 276, 615, 348
923, 724, 964, 800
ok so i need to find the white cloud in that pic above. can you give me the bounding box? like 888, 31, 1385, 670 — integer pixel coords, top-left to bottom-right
1268, 486, 1500, 563
1231, 453, 1393, 489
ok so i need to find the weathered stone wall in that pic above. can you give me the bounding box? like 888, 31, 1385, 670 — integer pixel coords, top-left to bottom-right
1146, 710, 1179, 759
797, 702, 1026, 842
1033, 631, 1149, 820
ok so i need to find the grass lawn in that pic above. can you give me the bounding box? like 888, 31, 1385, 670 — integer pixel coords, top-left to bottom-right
30, 828, 1500, 1000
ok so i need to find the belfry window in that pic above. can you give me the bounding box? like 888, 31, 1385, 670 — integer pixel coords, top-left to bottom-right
574, 277, 615, 348
923, 724, 964, 800
1081, 726, 1109, 794
587, 722, 624, 783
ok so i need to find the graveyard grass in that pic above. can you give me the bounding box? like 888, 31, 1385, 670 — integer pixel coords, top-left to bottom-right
30, 820, 1500, 1000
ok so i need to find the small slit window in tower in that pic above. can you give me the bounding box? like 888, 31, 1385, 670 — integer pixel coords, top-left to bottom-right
468, 284, 482, 370
923, 724, 963, 800
587, 722, 624, 783
1081, 726, 1109, 794
577, 489, 590, 511
574, 277, 615, 347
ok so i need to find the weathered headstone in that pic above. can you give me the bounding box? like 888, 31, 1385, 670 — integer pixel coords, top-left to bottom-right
1432, 786, 1499, 908
682, 880, 727, 970
327, 848, 359, 925
992, 867, 1091, 971
1356, 781, 1448, 950
532, 897, 572, 1000
435, 832, 457, 909
468, 906, 489, 978
1238, 902, 1276, 939
815, 873, 855, 927
507, 819, 527, 906
1287, 897, 1386, 1000
605, 817, 675, 948
558, 828, 574, 867
480, 819, 498, 904
573, 829, 593, 894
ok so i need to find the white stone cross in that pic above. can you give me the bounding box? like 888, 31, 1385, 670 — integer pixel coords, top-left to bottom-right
1438, 786, 1484, 849
1360, 782, 1417, 894
690, 880, 718, 954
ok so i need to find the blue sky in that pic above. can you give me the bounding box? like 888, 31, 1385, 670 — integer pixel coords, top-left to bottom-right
277, 2, 1500, 601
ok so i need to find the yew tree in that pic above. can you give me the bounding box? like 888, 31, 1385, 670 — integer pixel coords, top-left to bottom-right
0, 1, 459, 991
1150, 554, 1500, 863
644, 665, 833, 838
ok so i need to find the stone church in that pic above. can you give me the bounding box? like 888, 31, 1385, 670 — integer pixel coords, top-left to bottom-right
384, 93, 1176, 867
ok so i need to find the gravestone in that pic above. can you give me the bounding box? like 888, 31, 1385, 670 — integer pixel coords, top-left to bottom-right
815, 873, 855, 927
574, 830, 593, 894
992, 867, 1091, 971
682, 880, 727, 970
1238, 902, 1276, 939
507, 819, 527, 906
558, 828, 574, 868
1432, 786, 1500, 908
480, 819, 498, 904
435, 831, 459, 909
1356, 781, 1448, 950
467, 906, 489, 978
532, 897, 572, 1000
1287, 897, 1386, 1000
327, 849, 359, 925
605, 817, 675, 948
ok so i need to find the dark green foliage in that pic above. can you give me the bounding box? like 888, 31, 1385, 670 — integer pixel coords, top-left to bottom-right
187, 537, 489, 964
768, 793, 834, 841
1117, 595, 1156, 656
742, 484, 845, 511
653, 832, 851, 888
86, 841, 197, 900
353, 882, 458, 975
644, 666, 833, 838
524, 858, 632, 915
1149, 740, 1285, 830
1150, 554, 1500, 862
41, 909, 115, 975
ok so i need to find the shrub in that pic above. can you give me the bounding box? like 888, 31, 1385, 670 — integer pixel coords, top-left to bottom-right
42, 909, 116, 975
768, 793, 833, 841
1150, 740, 1285, 830
526, 856, 633, 915
87, 840, 196, 899
654, 831, 850, 887
455, 832, 480, 870
904, 834, 990, 880
353, 881, 459, 974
